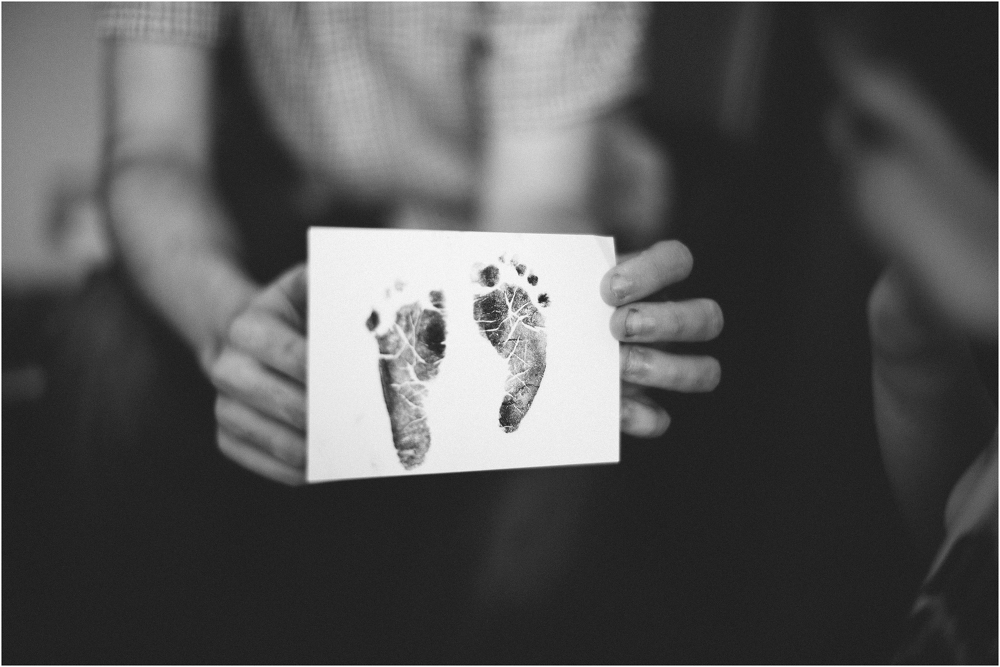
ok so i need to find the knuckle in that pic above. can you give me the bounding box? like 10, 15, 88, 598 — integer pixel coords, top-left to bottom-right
280, 335, 306, 374
275, 388, 306, 429
209, 352, 247, 397
660, 305, 682, 338
226, 312, 248, 344
263, 429, 303, 467
229, 311, 267, 350
280, 335, 298, 360
659, 360, 680, 388
208, 354, 231, 389
612, 307, 632, 339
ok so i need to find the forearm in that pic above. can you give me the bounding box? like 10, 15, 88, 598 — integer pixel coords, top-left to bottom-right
869, 270, 997, 554
102, 38, 258, 372
106, 157, 258, 372
477, 115, 666, 243
478, 122, 600, 235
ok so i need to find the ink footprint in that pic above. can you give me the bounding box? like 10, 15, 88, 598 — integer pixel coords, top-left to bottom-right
365, 283, 446, 469
472, 256, 550, 433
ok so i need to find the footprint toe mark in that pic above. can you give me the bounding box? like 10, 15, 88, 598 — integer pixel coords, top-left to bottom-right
472, 256, 549, 433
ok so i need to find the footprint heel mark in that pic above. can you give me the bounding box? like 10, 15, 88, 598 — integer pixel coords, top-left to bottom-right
366, 285, 447, 469
472, 255, 550, 433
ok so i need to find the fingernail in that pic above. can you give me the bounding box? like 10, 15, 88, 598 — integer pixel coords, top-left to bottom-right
624, 308, 645, 337
610, 274, 631, 301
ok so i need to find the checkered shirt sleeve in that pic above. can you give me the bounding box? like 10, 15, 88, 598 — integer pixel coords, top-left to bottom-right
485, 2, 650, 130
92, 3, 651, 207
97, 2, 228, 47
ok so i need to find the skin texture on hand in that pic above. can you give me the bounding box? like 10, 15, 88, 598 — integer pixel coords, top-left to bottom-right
600, 240, 724, 438
210, 264, 308, 485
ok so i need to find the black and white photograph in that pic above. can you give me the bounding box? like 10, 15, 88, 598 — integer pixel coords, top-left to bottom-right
4, 1, 996, 664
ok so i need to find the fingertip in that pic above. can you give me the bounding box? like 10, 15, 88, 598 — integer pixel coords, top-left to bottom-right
217, 429, 308, 486
285, 472, 307, 487
654, 239, 694, 281
276, 262, 308, 305
655, 407, 671, 436
620, 397, 671, 438
290, 263, 308, 300
710, 299, 725, 338
607, 240, 696, 304
649, 408, 671, 438
704, 358, 722, 391
286, 400, 308, 433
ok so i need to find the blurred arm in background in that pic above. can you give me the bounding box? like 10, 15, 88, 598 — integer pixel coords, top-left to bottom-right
822, 5, 997, 660
824, 29, 997, 557
104, 39, 306, 485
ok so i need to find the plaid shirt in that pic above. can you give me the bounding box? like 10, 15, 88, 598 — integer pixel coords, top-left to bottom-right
100, 2, 648, 215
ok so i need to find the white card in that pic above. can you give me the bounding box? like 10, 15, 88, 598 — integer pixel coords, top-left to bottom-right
307, 227, 620, 482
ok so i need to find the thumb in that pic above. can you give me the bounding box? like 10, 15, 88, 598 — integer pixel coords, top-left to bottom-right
265, 263, 308, 328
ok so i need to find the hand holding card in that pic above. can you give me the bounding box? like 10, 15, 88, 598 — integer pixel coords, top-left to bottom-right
601, 240, 724, 437
211, 264, 308, 486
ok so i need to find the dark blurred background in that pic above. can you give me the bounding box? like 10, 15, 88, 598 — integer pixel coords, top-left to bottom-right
3, 3, 957, 663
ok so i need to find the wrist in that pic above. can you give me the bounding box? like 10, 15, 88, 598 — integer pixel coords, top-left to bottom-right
190, 261, 260, 375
